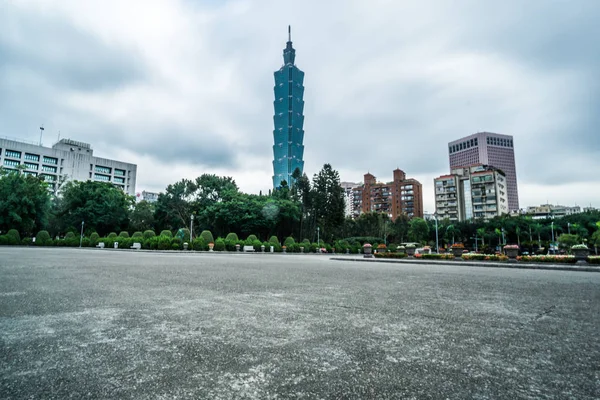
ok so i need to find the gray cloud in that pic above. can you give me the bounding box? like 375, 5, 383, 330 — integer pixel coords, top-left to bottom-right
0, 0, 599, 209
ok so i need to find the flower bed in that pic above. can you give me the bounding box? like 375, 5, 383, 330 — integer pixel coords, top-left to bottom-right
417, 253, 455, 260
462, 253, 508, 262
374, 252, 407, 259
588, 256, 600, 265
517, 255, 576, 264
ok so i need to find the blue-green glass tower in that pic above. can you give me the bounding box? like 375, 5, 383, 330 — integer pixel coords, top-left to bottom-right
272, 26, 305, 188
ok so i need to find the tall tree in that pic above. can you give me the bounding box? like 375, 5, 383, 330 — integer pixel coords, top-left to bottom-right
0, 168, 51, 235
129, 200, 156, 232
311, 164, 345, 242
59, 181, 133, 236
408, 217, 429, 243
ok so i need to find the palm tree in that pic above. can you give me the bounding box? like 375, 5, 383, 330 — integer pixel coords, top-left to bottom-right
515, 226, 521, 246
476, 227, 486, 247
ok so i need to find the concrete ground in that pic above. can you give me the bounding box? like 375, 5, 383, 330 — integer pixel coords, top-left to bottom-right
1, 248, 599, 399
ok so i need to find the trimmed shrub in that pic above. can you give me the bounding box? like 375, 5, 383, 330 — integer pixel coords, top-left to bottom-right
215, 238, 226, 251
226, 233, 239, 242
7, 229, 21, 244
108, 232, 117, 239
0, 236, 8, 245
200, 230, 214, 244
192, 237, 206, 251
253, 239, 263, 252
65, 232, 76, 239
269, 236, 279, 245
374, 252, 408, 259
143, 230, 156, 239
284, 237, 295, 247
35, 231, 52, 246
132, 231, 143, 239
21, 237, 33, 246
158, 236, 171, 250
160, 230, 173, 238
180, 228, 190, 243
119, 231, 130, 238
144, 236, 159, 250
89, 232, 100, 246
246, 234, 258, 242
171, 243, 181, 250
302, 238, 310, 244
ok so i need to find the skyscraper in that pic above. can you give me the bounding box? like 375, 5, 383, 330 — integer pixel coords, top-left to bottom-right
448, 132, 519, 210
272, 26, 305, 188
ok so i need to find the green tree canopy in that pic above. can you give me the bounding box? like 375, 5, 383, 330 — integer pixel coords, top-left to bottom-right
58, 181, 133, 236
0, 169, 51, 235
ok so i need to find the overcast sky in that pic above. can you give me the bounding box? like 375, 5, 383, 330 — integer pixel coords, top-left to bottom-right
1, 0, 599, 212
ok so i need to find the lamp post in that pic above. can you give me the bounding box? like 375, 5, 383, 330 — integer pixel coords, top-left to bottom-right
568, 222, 570, 235
190, 214, 194, 241
434, 214, 439, 254
317, 226, 320, 247
551, 221, 555, 254
79, 221, 84, 248
501, 227, 505, 245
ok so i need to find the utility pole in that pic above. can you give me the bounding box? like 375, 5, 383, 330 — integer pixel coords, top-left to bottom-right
79, 221, 84, 248
434, 214, 439, 254
190, 214, 194, 241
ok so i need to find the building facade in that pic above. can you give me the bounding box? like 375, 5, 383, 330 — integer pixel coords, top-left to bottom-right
523, 204, 582, 219
0, 137, 137, 195
448, 132, 519, 211
272, 26, 305, 188
434, 164, 508, 222
351, 169, 423, 220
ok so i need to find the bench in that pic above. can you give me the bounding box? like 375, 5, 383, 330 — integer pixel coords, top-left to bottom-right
130, 242, 141, 250
243, 245, 255, 252
96, 243, 105, 249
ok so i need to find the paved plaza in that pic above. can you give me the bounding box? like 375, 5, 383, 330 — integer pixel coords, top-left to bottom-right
1, 247, 599, 399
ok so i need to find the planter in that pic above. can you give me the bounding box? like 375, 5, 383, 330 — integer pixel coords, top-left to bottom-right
300, 246, 304, 253
504, 248, 519, 262
235, 244, 240, 252
406, 247, 416, 257
451, 248, 463, 259
346, 248, 350, 255
261, 245, 265, 253
573, 248, 589, 264
183, 242, 189, 250
208, 243, 214, 252
282, 247, 287, 253
363, 244, 373, 258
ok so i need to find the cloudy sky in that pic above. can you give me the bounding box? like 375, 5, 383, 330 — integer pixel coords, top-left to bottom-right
1, 0, 599, 211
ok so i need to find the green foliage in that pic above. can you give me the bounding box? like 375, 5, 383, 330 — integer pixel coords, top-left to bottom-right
302, 238, 310, 244
171, 242, 181, 250
200, 230, 214, 244
214, 238, 225, 251
374, 252, 407, 259
132, 231, 143, 238
269, 235, 279, 245
143, 230, 156, 239
119, 231, 130, 238
89, 232, 100, 246
58, 180, 132, 236
246, 234, 258, 242
6, 229, 21, 245
129, 200, 155, 232
408, 218, 429, 243
0, 235, 8, 245
557, 234, 579, 251
157, 236, 171, 250
35, 230, 51, 246
0, 171, 51, 235
22, 237, 33, 246
192, 237, 206, 251
65, 231, 76, 239
108, 232, 117, 239
226, 232, 239, 241
252, 239, 263, 251
160, 230, 173, 238
283, 236, 295, 247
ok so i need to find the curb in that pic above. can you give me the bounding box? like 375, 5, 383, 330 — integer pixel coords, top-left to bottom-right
329, 257, 600, 273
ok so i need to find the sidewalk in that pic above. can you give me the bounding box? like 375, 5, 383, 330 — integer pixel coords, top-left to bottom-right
330, 255, 600, 273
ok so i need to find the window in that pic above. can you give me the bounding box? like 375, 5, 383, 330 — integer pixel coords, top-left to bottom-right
95, 165, 111, 174
41, 174, 56, 182
5, 150, 21, 159
43, 156, 58, 165
114, 169, 126, 176
24, 153, 40, 161
42, 165, 57, 173
94, 174, 110, 182
114, 177, 125, 184
24, 162, 38, 170
23, 171, 37, 177
3, 159, 19, 167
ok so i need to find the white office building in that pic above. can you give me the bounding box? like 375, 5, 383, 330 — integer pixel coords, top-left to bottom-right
0, 137, 137, 195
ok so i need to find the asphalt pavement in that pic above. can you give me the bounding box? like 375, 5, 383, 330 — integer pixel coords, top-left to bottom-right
1, 247, 599, 399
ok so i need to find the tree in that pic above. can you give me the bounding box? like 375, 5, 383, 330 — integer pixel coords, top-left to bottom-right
129, 200, 156, 232
557, 233, 579, 252
311, 164, 345, 242
408, 217, 429, 243
590, 229, 600, 255
58, 181, 133, 236
0, 168, 51, 235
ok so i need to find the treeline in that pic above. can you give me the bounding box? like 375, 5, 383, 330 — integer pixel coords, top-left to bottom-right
1, 165, 599, 253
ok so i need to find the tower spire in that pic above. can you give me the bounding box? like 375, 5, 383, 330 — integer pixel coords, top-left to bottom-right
283, 25, 296, 65
288, 25, 291, 42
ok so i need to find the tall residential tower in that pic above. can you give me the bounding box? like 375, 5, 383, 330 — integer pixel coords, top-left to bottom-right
272, 26, 305, 188
448, 132, 519, 210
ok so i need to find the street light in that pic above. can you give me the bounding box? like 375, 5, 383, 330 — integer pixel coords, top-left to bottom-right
501, 227, 505, 245
317, 226, 320, 247
434, 214, 439, 254
190, 214, 194, 241
79, 221, 84, 248
568, 222, 570, 235
551, 221, 555, 254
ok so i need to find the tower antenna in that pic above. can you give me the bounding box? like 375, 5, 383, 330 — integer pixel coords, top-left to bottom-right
288, 25, 291, 42
39, 125, 44, 146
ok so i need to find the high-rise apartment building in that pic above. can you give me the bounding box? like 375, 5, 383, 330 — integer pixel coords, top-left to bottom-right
448, 132, 519, 210
272, 26, 305, 188
434, 164, 508, 222
0, 137, 137, 195
352, 169, 423, 220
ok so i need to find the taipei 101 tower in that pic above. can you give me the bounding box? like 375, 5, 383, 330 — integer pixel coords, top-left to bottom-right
272, 26, 305, 188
